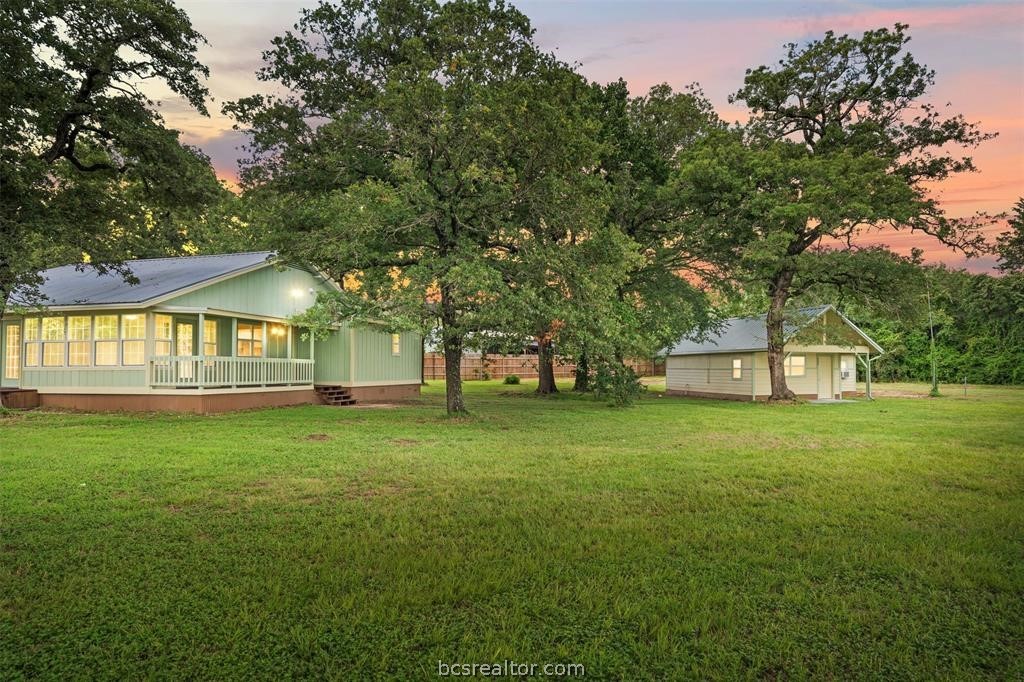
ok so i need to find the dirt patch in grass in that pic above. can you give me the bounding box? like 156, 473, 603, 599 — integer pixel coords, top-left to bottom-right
350, 403, 400, 409
343, 482, 409, 499
389, 438, 420, 447
304, 433, 333, 441
694, 432, 824, 450
857, 389, 927, 398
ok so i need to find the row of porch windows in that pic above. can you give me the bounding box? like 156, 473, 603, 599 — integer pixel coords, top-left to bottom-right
22, 314, 147, 368
10, 315, 281, 370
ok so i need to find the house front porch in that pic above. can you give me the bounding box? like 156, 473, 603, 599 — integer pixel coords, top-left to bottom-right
149, 356, 315, 388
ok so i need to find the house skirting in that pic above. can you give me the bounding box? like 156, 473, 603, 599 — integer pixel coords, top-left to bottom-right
1, 389, 40, 409
38, 389, 319, 414
345, 383, 421, 402
33, 382, 422, 413
665, 389, 820, 402
666, 389, 858, 401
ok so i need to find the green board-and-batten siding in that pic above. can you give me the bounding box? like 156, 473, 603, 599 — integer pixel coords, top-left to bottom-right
162, 265, 335, 319
310, 325, 421, 385
22, 368, 147, 388
313, 327, 349, 384
352, 327, 420, 383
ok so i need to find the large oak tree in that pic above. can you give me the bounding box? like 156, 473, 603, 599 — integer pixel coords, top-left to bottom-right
0, 0, 224, 319
227, 0, 615, 413
677, 24, 995, 400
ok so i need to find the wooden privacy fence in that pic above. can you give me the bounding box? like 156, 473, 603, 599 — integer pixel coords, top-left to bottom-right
423, 353, 664, 381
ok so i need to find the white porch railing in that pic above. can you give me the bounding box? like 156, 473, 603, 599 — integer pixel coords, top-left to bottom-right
149, 356, 314, 388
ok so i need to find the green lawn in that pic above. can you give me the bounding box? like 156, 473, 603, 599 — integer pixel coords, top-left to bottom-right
2, 381, 1022, 679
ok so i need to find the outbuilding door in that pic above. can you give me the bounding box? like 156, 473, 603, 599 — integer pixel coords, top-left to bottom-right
817, 355, 833, 399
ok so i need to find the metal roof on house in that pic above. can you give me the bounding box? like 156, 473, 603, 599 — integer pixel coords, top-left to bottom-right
12, 252, 276, 307
666, 305, 881, 355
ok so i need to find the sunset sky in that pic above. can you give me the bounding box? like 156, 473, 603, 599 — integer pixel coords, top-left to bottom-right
155, 0, 1023, 271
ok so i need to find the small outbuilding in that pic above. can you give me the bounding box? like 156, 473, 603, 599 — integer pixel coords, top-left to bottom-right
665, 305, 883, 401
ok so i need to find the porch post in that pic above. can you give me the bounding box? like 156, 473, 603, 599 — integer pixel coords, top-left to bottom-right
261, 321, 267, 386
835, 354, 841, 399
866, 355, 873, 401
231, 318, 238, 388
197, 312, 205, 389
145, 312, 154, 388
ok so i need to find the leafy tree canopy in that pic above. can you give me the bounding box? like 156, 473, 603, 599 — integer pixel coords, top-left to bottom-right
996, 198, 1024, 273
0, 0, 225, 315
677, 24, 997, 399
227, 0, 620, 414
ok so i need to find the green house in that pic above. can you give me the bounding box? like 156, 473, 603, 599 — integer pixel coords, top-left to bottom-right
0, 252, 422, 412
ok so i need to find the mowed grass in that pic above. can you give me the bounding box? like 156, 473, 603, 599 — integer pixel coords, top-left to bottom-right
1, 381, 1022, 680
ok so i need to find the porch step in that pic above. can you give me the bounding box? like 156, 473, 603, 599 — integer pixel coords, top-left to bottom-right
314, 385, 357, 407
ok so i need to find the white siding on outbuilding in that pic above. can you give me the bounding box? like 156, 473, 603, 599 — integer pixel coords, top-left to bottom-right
667, 350, 857, 400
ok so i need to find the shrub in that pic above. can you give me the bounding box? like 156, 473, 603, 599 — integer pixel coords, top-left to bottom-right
593, 361, 644, 407
503, 374, 520, 385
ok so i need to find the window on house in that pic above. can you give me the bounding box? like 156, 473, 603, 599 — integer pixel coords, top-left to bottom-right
4, 324, 20, 379
203, 319, 218, 356
731, 357, 742, 380
94, 315, 119, 366
41, 316, 65, 366
840, 359, 851, 380
784, 354, 806, 377
121, 314, 145, 365
154, 314, 172, 356
391, 333, 401, 355
68, 316, 91, 366
23, 318, 40, 367
237, 322, 263, 357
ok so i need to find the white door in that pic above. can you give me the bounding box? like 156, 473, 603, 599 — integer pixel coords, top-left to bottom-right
176, 322, 194, 379
817, 355, 832, 399
3, 322, 21, 387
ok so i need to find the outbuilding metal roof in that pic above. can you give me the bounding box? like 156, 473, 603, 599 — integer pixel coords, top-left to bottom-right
667, 305, 882, 355
12, 252, 275, 307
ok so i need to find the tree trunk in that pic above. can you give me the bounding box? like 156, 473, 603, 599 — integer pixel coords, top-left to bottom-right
573, 349, 590, 392
766, 269, 797, 401
536, 335, 558, 394
440, 286, 467, 415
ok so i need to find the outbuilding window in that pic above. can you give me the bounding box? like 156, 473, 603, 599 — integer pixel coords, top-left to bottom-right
784, 354, 806, 377
391, 333, 401, 355
731, 357, 742, 380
